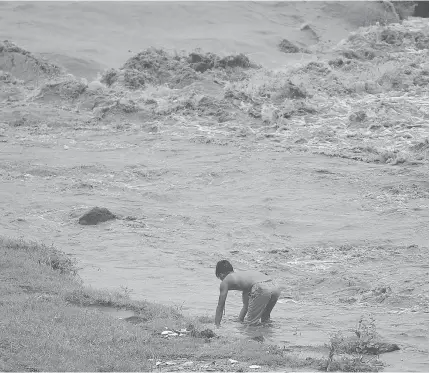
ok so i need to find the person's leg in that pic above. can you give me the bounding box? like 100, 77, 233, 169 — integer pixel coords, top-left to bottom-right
261, 288, 281, 322
245, 285, 271, 325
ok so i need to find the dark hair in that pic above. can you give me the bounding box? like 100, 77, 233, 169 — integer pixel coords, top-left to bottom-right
215, 260, 234, 278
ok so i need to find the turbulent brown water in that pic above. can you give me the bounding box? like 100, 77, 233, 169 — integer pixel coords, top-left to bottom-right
0, 126, 428, 371
0, 1, 428, 371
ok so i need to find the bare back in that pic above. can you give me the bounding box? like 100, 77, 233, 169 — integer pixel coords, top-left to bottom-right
222, 270, 270, 293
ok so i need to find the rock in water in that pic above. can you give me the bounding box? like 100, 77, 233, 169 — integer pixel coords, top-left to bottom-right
363, 342, 400, 355
78, 207, 116, 225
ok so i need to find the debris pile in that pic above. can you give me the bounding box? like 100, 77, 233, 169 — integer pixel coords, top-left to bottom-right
100, 48, 257, 90
0, 40, 62, 83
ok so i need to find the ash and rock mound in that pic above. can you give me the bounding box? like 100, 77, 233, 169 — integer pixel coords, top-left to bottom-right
0, 40, 63, 105
2, 18, 429, 164
101, 48, 256, 90
0, 40, 61, 84
26, 48, 259, 128
227, 18, 428, 164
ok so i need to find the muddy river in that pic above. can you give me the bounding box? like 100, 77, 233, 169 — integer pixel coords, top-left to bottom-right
0, 125, 428, 371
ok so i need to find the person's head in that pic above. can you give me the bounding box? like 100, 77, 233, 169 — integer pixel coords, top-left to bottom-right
215, 260, 234, 280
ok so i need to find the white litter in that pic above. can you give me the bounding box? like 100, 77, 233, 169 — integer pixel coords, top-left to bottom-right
229, 359, 238, 364
155, 361, 162, 366
161, 330, 179, 337
165, 361, 176, 365
182, 361, 193, 366
249, 365, 261, 369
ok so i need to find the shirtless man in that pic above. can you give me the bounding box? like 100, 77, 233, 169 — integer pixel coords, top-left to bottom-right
214, 260, 281, 327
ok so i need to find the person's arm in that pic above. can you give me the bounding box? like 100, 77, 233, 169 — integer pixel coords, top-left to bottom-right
238, 290, 249, 322
215, 281, 228, 326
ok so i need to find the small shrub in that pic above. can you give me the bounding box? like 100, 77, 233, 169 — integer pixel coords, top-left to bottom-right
325, 355, 380, 372
324, 315, 384, 372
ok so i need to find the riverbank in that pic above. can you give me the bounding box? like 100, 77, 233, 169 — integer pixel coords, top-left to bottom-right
1, 236, 331, 372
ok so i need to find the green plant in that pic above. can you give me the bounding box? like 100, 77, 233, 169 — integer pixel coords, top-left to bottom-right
324, 315, 383, 372
354, 315, 378, 353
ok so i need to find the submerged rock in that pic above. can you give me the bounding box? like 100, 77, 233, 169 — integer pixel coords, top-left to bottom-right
340, 334, 401, 355
361, 342, 400, 355
78, 207, 117, 225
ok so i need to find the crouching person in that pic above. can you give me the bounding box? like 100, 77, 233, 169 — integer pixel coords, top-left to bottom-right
214, 260, 281, 327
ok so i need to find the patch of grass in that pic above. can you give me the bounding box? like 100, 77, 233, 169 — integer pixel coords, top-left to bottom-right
196, 315, 213, 324
0, 236, 320, 371
0, 236, 77, 275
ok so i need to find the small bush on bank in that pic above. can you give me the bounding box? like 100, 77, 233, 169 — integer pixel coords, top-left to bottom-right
323, 315, 390, 372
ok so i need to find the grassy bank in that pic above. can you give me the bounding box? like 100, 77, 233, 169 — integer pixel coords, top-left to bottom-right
0, 236, 326, 372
